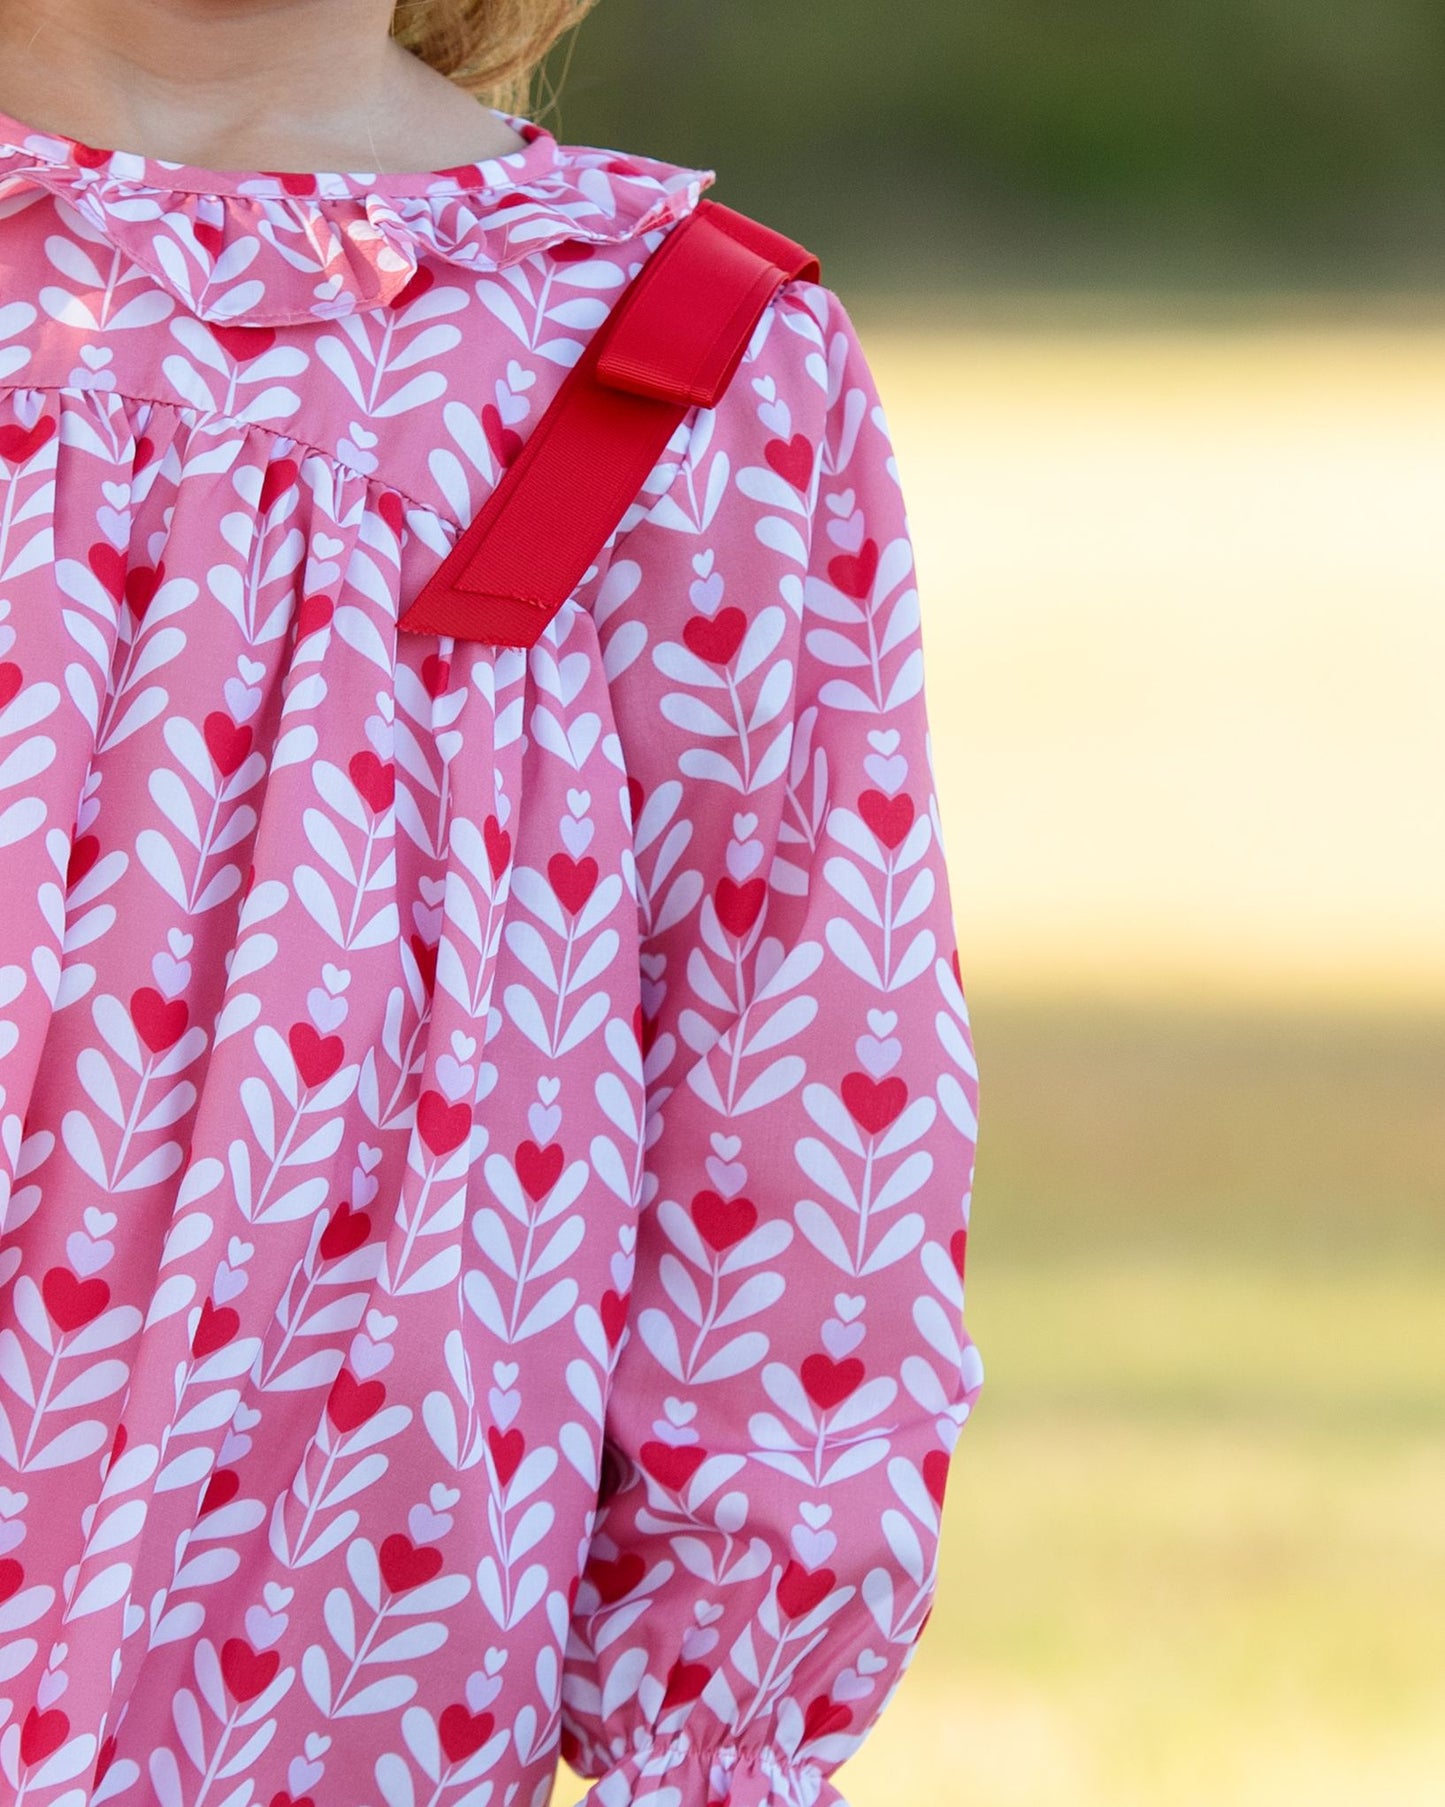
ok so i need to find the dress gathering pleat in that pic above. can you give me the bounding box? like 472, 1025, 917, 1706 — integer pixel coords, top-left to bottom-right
0, 100, 983, 1807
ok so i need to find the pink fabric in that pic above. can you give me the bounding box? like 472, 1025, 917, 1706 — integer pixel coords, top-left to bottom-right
0, 100, 983, 1807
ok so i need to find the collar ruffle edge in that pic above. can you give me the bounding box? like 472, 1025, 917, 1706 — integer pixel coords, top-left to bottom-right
0, 109, 717, 326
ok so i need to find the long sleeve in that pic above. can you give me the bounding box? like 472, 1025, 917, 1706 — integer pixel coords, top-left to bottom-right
559, 274, 984, 1806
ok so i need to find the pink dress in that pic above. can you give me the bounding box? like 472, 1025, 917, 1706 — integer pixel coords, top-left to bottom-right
0, 100, 983, 1807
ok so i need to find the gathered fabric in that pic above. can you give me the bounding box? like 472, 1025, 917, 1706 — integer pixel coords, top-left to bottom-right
0, 105, 708, 324
580, 1735, 842, 1807
0, 99, 982, 1807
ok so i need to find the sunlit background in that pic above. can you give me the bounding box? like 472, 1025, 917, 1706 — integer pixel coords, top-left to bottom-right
538, 6, 1445, 1802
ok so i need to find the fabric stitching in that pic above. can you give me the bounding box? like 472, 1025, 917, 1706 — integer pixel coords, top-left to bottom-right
0, 378, 461, 525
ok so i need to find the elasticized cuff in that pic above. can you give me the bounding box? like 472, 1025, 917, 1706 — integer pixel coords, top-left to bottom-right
577, 1733, 846, 1807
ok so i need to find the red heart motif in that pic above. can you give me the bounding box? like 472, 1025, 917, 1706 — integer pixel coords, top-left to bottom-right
220, 1637, 278, 1703
131, 985, 188, 1054
348, 749, 395, 817
379, 1532, 444, 1595
277, 172, 318, 197
590, 1551, 645, 1605
42, 1266, 110, 1333
951, 1227, 968, 1280
389, 263, 436, 310
19, 1703, 70, 1766
600, 1289, 629, 1348
516, 1139, 564, 1201
482, 401, 523, 470
295, 592, 333, 641
124, 562, 164, 620
268, 1794, 315, 1807
715, 875, 765, 938
682, 606, 747, 666
0, 1558, 24, 1603
858, 788, 915, 850
319, 1201, 372, 1262
639, 1440, 706, 1493
408, 934, 438, 995
626, 775, 645, 827
923, 1448, 951, 1508
376, 488, 407, 543
66, 833, 101, 889
691, 1190, 758, 1253
209, 325, 277, 362
199, 1469, 240, 1517
488, 1425, 525, 1487
0, 663, 21, 710
421, 652, 451, 698
259, 457, 299, 516
548, 238, 595, 265
87, 541, 127, 601
439, 1704, 496, 1765
326, 1366, 386, 1433
764, 433, 815, 491
483, 814, 511, 880
841, 1071, 908, 1136
93, 1732, 118, 1787
827, 538, 879, 601
660, 1661, 711, 1709
803, 1695, 853, 1742
0, 415, 56, 464
801, 1353, 865, 1411
203, 711, 253, 778
288, 1021, 345, 1090
777, 1559, 837, 1620
193, 218, 226, 260
417, 1088, 472, 1156
191, 1296, 240, 1358
548, 851, 597, 915
105, 1421, 128, 1472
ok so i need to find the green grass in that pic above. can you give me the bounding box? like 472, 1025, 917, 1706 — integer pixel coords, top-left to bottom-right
964, 990, 1445, 1267
555, 999, 1445, 1806
968, 1257, 1445, 1431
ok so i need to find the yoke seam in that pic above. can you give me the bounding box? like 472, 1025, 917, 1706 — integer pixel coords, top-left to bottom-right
0, 378, 465, 527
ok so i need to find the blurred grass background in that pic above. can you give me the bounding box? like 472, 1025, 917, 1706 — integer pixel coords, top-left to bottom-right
535, 0, 1445, 298
539, 8, 1445, 1803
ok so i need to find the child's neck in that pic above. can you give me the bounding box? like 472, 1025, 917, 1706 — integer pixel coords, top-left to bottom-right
0, 0, 529, 174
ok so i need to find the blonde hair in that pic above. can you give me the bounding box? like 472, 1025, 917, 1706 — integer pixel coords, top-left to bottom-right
390, 0, 599, 116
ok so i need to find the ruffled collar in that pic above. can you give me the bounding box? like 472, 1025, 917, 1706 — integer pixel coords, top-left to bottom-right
0, 103, 716, 325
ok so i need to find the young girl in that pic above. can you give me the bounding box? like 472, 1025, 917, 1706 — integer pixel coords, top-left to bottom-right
0, 4, 983, 1803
